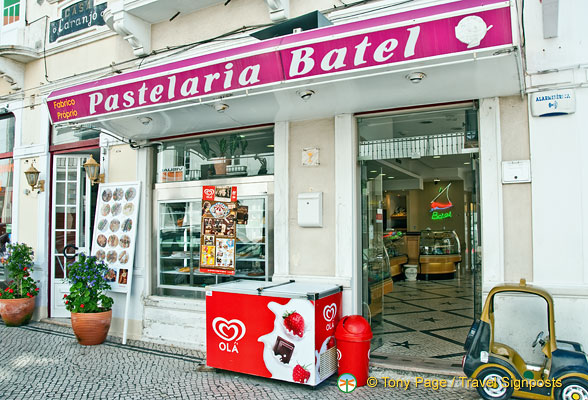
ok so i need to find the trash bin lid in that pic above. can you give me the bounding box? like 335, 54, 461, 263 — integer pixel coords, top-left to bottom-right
335, 315, 373, 341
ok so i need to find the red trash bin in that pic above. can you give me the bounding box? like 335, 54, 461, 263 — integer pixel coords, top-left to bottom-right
335, 315, 373, 387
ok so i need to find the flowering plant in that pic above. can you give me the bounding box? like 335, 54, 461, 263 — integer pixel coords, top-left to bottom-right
0, 243, 39, 299
63, 254, 113, 313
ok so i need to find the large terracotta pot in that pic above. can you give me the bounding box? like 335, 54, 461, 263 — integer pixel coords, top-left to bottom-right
0, 296, 36, 326
71, 310, 112, 345
213, 158, 230, 175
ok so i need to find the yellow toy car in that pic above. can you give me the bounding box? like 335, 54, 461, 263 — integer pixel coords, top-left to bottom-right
462, 279, 588, 400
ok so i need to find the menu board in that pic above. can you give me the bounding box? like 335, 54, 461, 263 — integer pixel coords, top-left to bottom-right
200, 185, 237, 275
91, 182, 141, 293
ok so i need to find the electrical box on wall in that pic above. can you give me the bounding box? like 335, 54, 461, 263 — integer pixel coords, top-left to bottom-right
297, 192, 323, 227
502, 160, 531, 184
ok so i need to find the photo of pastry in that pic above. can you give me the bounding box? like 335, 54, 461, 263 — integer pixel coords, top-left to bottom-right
202, 201, 211, 216
109, 219, 120, 233
215, 238, 235, 268
105, 268, 116, 282
102, 189, 112, 202
106, 250, 117, 263
111, 203, 122, 216
122, 218, 132, 232
203, 218, 213, 235
95, 249, 106, 261
97, 234, 107, 247
237, 206, 249, 225
203, 235, 214, 246
118, 250, 129, 264
223, 217, 236, 236
125, 187, 136, 201
119, 235, 131, 248
215, 186, 232, 201
209, 202, 229, 219
123, 203, 134, 216
213, 219, 223, 235
200, 245, 215, 266
108, 235, 119, 247
113, 188, 124, 201
97, 219, 108, 231
118, 269, 128, 284
101, 204, 110, 216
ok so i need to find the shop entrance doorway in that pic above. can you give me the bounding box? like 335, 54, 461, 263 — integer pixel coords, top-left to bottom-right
49, 153, 98, 318
358, 103, 482, 361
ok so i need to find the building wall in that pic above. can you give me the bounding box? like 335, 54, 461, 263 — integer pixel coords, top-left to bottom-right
288, 118, 336, 277
499, 96, 533, 282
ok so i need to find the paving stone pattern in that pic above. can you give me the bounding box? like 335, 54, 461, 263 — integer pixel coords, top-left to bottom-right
0, 322, 480, 399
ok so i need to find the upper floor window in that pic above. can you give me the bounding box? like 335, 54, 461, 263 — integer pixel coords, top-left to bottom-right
3, 0, 19, 25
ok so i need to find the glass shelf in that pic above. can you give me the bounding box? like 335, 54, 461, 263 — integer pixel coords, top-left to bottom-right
157, 197, 269, 292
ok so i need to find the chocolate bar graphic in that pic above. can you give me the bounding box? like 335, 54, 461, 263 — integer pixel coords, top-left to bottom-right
273, 336, 295, 364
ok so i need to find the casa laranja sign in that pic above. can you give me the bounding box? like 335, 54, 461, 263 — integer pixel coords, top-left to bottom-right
47, 0, 513, 124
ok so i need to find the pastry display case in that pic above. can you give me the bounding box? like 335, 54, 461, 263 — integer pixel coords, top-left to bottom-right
383, 232, 408, 277
155, 178, 273, 297
418, 230, 461, 275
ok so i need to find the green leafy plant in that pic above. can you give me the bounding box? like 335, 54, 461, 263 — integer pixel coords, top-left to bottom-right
0, 242, 39, 299
199, 135, 248, 159
63, 254, 113, 313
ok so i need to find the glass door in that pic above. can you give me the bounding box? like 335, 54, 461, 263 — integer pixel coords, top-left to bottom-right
50, 155, 93, 318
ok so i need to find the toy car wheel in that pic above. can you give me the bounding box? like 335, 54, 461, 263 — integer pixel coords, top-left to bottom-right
555, 378, 588, 400
475, 368, 514, 400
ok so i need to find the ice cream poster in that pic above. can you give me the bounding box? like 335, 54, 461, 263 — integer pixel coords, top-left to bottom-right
200, 186, 238, 275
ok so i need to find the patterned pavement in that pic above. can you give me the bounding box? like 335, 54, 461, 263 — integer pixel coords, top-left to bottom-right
0, 321, 481, 399
371, 271, 478, 361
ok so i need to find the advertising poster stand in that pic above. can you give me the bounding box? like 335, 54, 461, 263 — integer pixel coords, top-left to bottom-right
90, 182, 141, 345
206, 280, 342, 386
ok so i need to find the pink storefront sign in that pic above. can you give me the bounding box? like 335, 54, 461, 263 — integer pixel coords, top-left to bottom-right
47, 1, 512, 124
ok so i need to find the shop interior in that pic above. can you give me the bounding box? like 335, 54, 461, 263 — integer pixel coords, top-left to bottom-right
358, 103, 482, 361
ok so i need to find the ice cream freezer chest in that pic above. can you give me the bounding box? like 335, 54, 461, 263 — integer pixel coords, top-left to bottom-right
206, 280, 342, 386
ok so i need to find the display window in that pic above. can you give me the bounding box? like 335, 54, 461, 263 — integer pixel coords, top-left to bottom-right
156, 127, 274, 182
0, 112, 14, 280
154, 127, 274, 299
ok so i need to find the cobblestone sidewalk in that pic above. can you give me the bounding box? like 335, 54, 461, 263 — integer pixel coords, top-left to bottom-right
0, 322, 480, 399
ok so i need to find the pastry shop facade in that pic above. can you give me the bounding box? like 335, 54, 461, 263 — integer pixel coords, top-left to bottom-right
40, 0, 531, 351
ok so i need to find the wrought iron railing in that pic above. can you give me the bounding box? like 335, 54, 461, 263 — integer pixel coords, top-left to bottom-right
358, 132, 468, 160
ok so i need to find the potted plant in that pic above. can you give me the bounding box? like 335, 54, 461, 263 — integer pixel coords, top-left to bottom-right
199, 134, 248, 175
0, 243, 39, 326
63, 254, 114, 345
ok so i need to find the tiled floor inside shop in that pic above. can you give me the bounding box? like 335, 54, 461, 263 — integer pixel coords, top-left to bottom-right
371, 271, 478, 361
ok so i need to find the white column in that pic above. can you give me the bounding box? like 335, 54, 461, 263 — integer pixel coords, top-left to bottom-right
479, 97, 505, 289
335, 114, 360, 314
273, 121, 289, 278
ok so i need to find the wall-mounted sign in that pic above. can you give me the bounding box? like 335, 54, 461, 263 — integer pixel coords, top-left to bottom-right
200, 186, 238, 275
47, 1, 513, 123
531, 89, 576, 117
49, 0, 107, 43
430, 183, 453, 220
160, 166, 185, 182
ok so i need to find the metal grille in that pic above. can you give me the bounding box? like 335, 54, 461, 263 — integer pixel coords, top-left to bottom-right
319, 346, 338, 381
358, 132, 467, 160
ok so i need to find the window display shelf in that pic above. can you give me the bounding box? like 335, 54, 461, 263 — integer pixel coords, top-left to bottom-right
157, 196, 270, 292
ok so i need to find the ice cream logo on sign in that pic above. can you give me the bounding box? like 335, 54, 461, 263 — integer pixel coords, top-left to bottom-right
212, 317, 246, 353
455, 15, 493, 48
203, 187, 216, 201
337, 348, 342, 362
323, 303, 337, 331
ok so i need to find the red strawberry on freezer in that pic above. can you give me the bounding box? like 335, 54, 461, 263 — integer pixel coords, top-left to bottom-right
292, 364, 311, 384
283, 311, 305, 337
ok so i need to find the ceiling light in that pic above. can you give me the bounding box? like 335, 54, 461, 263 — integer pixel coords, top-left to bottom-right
369, 170, 377, 173
434, 178, 441, 183
388, 176, 395, 179
380, 173, 386, 176
266, 144, 274, 148
138, 116, 152, 125
406, 72, 426, 83
464, 162, 471, 165
214, 102, 229, 112
433, 155, 441, 159
296, 89, 315, 101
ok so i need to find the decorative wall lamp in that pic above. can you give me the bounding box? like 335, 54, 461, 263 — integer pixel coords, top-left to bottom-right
24, 163, 45, 193
83, 155, 105, 185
